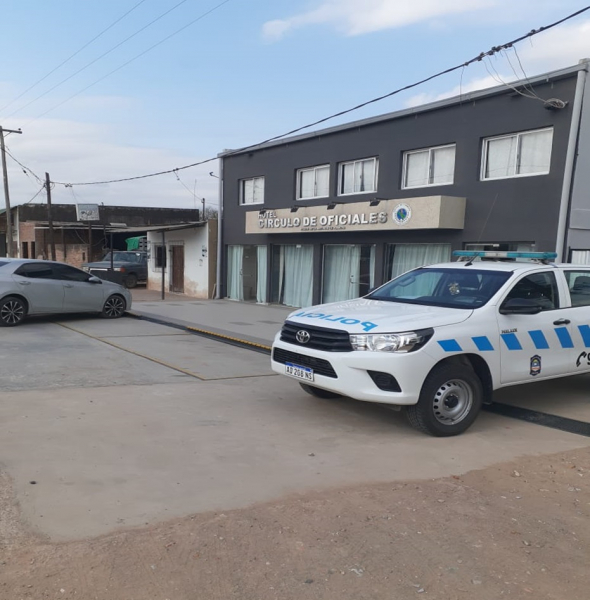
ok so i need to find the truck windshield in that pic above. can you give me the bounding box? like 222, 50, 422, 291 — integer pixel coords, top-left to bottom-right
367, 268, 512, 309
102, 252, 143, 263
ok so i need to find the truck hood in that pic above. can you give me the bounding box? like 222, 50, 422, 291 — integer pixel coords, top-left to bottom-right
286, 298, 472, 333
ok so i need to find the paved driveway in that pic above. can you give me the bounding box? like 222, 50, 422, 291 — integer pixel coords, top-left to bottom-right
1, 315, 589, 542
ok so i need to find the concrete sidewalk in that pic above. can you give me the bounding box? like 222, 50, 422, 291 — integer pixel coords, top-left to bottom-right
130, 288, 292, 347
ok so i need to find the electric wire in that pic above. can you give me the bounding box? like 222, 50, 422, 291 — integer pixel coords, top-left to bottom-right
483, 56, 543, 102
0, 0, 149, 116
4, 0, 195, 120
23, 184, 46, 205
510, 46, 545, 100
50, 5, 590, 188
172, 172, 219, 208
4, 147, 44, 184
22, 0, 234, 128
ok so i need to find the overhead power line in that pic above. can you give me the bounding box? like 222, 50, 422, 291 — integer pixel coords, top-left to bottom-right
0, 0, 149, 116
22, 0, 234, 128
23, 184, 46, 205
4, 146, 44, 184
52, 5, 590, 188
4, 0, 196, 120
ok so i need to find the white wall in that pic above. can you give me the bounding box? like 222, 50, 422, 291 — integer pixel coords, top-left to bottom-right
147, 227, 211, 298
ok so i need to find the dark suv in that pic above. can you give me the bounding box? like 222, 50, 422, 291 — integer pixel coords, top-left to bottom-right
82, 251, 148, 288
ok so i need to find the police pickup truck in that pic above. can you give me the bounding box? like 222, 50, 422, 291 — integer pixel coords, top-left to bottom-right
271, 252, 590, 437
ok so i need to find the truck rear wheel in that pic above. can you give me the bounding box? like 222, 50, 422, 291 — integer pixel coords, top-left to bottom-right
299, 383, 342, 400
406, 363, 483, 437
124, 273, 138, 288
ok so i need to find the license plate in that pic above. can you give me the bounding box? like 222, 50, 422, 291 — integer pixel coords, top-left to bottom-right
285, 362, 314, 381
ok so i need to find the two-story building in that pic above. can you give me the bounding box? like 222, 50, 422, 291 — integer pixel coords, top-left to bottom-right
218, 60, 590, 307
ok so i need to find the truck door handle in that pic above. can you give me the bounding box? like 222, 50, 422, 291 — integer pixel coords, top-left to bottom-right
553, 319, 571, 325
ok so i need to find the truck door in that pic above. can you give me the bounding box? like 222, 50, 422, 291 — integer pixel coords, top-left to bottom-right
497, 271, 574, 384
563, 269, 590, 374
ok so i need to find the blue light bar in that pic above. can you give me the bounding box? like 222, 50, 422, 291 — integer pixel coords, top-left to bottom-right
453, 251, 557, 260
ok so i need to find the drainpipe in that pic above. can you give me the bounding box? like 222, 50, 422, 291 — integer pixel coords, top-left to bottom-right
215, 158, 224, 299
555, 59, 589, 262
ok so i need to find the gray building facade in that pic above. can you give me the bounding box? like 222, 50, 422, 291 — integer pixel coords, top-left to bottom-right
219, 61, 590, 308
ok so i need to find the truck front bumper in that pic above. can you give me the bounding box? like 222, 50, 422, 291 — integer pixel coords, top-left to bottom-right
271, 335, 435, 406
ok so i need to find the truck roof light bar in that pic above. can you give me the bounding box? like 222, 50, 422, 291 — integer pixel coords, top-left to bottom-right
453, 251, 557, 260
453, 251, 558, 265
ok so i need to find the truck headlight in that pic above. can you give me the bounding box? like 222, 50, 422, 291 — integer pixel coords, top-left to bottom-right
349, 328, 433, 353
82, 266, 90, 272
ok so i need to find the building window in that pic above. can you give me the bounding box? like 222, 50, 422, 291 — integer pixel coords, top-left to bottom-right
402, 145, 455, 189
297, 165, 330, 199
571, 250, 590, 265
338, 158, 378, 196
154, 245, 166, 269
465, 243, 534, 252
239, 176, 265, 205
482, 128, 553, 180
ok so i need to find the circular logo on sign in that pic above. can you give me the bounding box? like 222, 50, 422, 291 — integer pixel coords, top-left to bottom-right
393, 204, 412, 225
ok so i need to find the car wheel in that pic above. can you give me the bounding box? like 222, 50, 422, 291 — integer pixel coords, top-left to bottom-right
0, 296, 27, 327
299, 383, 342, 399
406, 363, 483, 437
124, 273, 138, 289
101, 295, 126, 319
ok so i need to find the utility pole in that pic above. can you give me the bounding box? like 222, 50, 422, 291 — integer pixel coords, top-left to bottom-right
0, 125, 22, 257
202, 198, 206, 221
45, 172, 56, 261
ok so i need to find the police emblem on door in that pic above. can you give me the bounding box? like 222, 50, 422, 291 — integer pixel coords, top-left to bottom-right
296, 330, 311, 344
530, 355, 542, 377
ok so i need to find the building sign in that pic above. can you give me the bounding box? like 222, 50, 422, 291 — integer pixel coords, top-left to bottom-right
76, 204, 100, 221
245, 196, 466, 234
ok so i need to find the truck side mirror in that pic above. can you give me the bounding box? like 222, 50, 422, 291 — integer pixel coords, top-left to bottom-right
499, 298, 543, 315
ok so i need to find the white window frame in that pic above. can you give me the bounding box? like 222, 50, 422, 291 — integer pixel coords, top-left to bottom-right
337, 157, 379, 196
402, 144, 456, 189
239, 176, 265, 205
481, 127, 553, 181
296, 164, 330, 200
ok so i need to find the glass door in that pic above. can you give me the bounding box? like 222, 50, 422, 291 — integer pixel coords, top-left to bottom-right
227, 245, 268, 302
322, 244, 374, 304
270, 245, 314, 308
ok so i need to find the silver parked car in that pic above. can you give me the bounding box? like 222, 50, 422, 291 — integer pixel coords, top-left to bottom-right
0, 258, 132, 327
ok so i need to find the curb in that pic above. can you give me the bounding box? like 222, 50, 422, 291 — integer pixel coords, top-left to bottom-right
128, 311, 272, 355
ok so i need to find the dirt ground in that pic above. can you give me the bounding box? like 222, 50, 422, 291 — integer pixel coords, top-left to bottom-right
0, 447, 588, 600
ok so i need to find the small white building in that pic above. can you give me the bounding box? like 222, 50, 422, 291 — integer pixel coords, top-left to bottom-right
146, 220, 217, 298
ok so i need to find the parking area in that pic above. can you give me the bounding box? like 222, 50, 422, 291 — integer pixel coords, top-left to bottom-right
1, 313, 589, 544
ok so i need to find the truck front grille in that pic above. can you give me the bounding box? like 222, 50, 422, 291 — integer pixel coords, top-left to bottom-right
280, 321, 353, 352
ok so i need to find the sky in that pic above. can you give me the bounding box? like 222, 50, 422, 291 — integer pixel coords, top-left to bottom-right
0, 0, 589, 212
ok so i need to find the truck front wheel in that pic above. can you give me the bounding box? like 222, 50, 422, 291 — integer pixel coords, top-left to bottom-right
406, 363, 483, 437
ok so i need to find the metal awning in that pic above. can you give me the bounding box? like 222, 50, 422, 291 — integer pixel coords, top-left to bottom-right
105, 222, 205, 233
33, 221, 205, 232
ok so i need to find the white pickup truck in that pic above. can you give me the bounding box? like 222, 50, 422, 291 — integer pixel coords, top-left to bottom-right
271, 252, 590, 436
